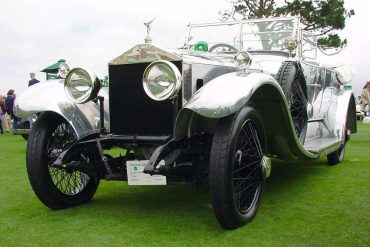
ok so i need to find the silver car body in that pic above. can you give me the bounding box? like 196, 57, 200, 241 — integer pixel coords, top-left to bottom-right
14, 16, 356, 161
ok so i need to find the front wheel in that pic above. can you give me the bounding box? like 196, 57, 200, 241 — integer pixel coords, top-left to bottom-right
26, 113, 100, 209
209, 107, 265, 229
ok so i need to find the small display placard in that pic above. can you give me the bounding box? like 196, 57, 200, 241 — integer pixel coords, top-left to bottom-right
126, 160, 167, 185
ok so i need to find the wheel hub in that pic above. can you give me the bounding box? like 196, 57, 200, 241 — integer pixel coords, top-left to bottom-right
261, 156, 271, 178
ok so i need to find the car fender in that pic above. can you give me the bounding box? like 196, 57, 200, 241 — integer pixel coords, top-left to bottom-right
174, 71, 317, 160
13, 79, 109, 139
333, 90, 357, 138
183, 72, 276, 118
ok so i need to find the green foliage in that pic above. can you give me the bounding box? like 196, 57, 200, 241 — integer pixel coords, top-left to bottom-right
0, 123, 369, 246
224, 0, 354, 50
318, 34, 347, 48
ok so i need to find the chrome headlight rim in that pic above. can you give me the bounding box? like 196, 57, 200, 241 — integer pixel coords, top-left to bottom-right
233, 51, 252, 70
58, 62, 72, 79
64, 67, 101, 104
142, 60, 182, 101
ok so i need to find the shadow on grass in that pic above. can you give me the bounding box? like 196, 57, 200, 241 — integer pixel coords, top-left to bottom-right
264, 158, 328, 194
50, 158, 329, 232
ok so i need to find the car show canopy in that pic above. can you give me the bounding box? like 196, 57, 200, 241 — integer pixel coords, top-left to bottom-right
41, 59, 66, 73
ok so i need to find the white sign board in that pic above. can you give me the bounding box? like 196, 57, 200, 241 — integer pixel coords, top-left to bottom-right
126, 160, 167, 185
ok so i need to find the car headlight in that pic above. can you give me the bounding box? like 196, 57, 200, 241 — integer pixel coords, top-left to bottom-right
58, 62, 71, 79
64, 68, 101, 104
142, 60, 182, 101
233, 51, 252, 69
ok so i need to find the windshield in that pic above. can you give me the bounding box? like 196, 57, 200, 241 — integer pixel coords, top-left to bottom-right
188, 22, 241, 52
188, 17, 299, 53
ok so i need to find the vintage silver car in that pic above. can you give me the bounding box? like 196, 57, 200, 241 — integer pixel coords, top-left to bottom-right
14, 16, 356, 229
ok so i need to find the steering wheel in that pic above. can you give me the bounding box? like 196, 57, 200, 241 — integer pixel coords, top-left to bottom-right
209, 43, 238, 53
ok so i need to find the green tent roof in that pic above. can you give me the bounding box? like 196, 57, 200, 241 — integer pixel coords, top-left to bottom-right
41, 59, 66, 73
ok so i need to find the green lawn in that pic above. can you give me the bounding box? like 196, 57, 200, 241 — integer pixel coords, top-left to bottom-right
0, 123, 369, 246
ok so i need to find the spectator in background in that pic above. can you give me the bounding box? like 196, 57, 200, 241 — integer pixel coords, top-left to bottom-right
0, 95, 5, 114
0, 95, 10, 132
0, 106, 3, 134
28, 72, 40, 87
361, 81, 370, 116
5, 89, 18, 130
357, 95, 362, 105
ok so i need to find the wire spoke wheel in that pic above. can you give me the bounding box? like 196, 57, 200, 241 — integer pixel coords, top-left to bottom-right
232, 120, 263, 214
46, 122, 90, 195
26, 113, 100, 209
209, 107, 265, 229
48, 166, 90, 196
289, 79, 308, 140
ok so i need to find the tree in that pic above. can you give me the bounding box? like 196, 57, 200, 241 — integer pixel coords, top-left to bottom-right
220, 0, 355, 54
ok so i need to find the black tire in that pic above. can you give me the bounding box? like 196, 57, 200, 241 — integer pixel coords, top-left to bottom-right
276, 61, 308, 144
327, 143, 345, 166
21, 134, 29, 140
209, 106, 265, 229
327, 128, 349, 166
26, 113, 100, 209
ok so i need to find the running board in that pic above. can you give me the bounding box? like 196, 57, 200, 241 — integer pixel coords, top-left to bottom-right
303, 137, 343, 155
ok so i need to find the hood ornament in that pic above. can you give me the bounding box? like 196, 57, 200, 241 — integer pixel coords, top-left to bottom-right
144, 18, 155, 44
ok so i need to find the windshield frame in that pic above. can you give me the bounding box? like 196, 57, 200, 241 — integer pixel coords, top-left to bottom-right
186, 16, 310, 58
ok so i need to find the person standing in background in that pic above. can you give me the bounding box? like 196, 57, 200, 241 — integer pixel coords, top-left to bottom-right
361, 81, 370, 116
357, 95, 362, 105
0, 95, 10, 132
28, 72, 40, 87
0, 107, 4, 134
5, 89, 18, 130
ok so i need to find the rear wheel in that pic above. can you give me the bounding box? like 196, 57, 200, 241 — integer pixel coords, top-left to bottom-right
327, 143, 345, 166
209, 107, 265, 229
327, 128, 349, 166
26, 113, 100, 209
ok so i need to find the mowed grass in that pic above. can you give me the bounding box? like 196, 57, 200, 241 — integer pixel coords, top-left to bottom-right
0, 123, 369, 247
